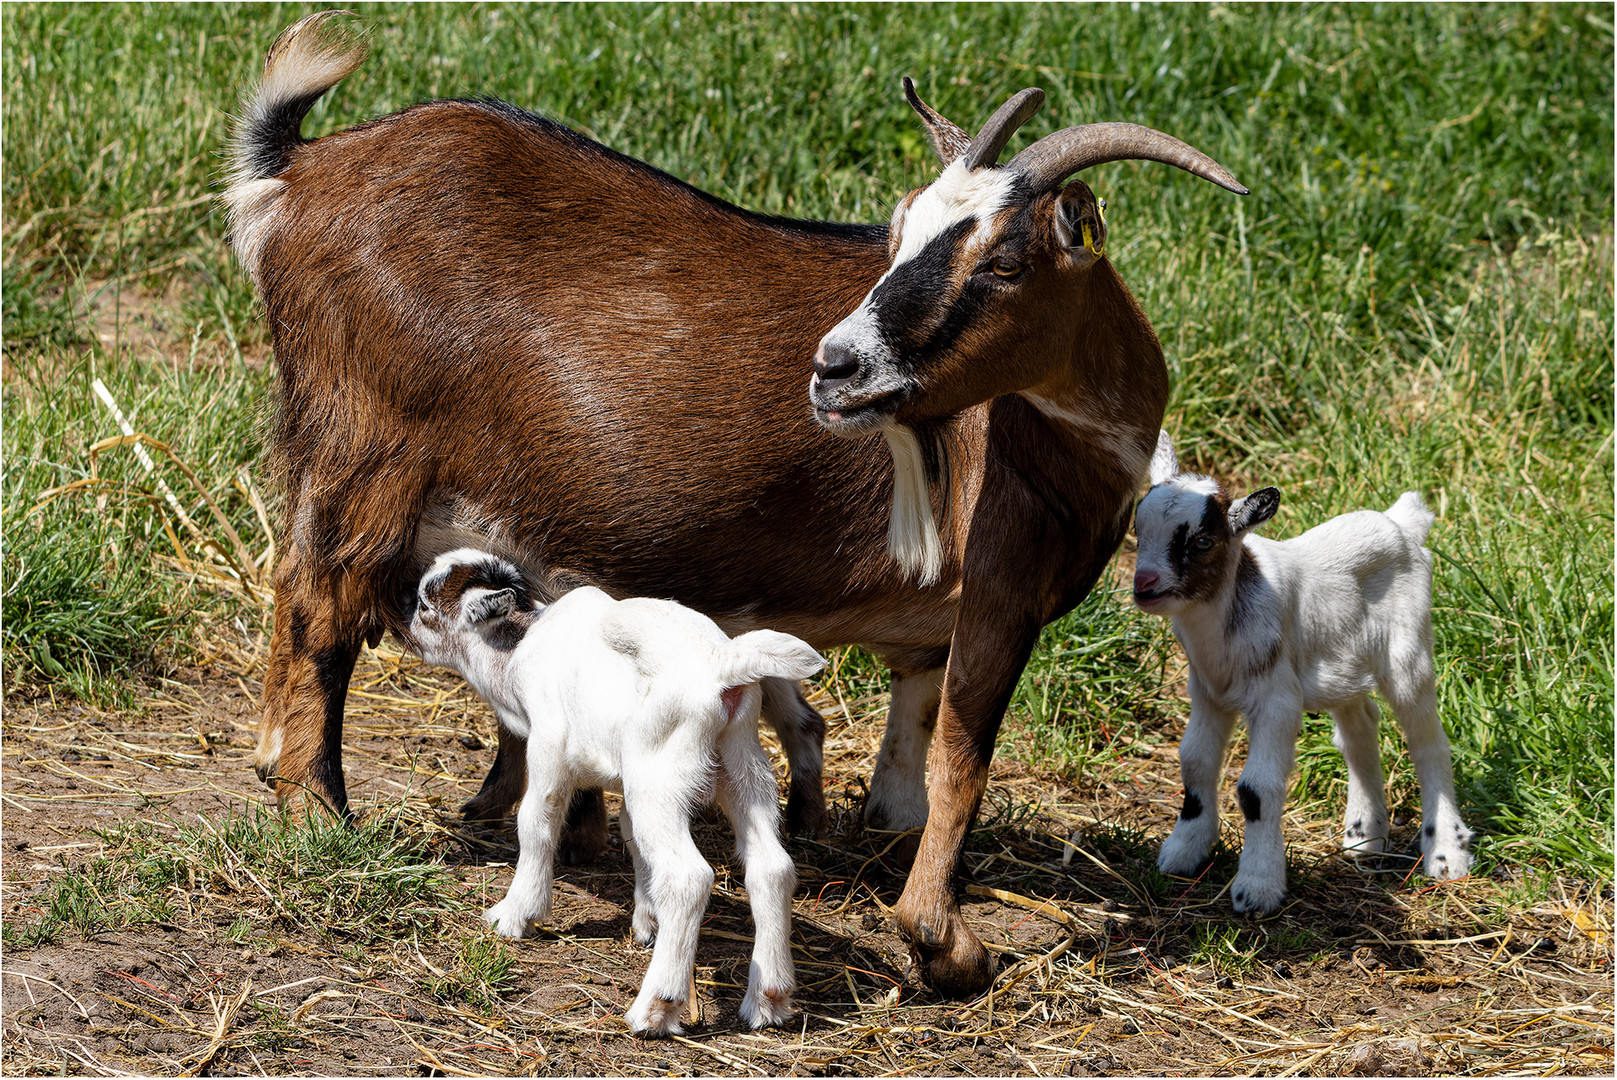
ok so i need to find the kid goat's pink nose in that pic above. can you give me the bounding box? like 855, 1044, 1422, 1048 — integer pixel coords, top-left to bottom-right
1134, 570, 1160, 593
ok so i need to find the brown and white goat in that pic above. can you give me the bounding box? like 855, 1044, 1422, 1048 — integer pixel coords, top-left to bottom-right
225, 13, 1245, 997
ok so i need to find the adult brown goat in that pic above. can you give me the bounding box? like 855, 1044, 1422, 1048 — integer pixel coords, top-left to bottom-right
225, 13, 1245, 997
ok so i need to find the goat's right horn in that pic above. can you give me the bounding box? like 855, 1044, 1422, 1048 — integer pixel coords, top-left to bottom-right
962, 87, 1045, 171
1008, 122, 1249, 195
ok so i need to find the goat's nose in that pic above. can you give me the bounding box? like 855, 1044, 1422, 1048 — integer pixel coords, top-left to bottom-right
1134, 570, 1160, 594
813, 340, 862, 385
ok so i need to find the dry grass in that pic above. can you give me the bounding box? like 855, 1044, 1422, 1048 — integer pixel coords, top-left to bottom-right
2, 625, 1611, 1076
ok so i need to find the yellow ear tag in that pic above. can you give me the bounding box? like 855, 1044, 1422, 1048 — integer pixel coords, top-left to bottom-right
1082, 197, 1108, 257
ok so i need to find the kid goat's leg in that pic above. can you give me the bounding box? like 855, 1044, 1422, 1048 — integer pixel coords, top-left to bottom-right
1331, 695, 1390, 855
484, 741, 568, 937
1159, 676, 1238, 877
618, 802, 659, 946
715, 724, 798, 1029
1381, 651, 1471, 880
620, 782, 713, 1037
1229, 695, 1302, 917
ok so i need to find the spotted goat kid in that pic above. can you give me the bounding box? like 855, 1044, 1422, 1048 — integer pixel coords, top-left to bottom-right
1131, 433, 1471, 916
406, 549, 824, 1036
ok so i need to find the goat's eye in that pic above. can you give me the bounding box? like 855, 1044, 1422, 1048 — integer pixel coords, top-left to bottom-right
1191, 535, 1217, 553
990, 257, 1023, 279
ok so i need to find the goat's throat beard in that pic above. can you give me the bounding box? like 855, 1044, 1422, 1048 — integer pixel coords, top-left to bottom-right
881, 425, 943, 587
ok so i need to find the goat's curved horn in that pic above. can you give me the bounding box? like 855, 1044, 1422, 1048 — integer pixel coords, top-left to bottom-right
962, 87, 1045, 171
1008, 122, 1248, 194
902, 77, 972, 166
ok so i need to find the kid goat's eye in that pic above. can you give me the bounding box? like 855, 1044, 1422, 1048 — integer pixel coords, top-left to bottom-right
1192, 535, 1217, 553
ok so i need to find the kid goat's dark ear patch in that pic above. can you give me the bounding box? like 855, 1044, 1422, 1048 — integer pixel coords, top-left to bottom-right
1228, 487, 1281, 536
465, 588, 517, 624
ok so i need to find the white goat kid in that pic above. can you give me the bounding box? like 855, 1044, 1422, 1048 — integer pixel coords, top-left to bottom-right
407, 549, 824, 1036
1132, 433, 1471, 916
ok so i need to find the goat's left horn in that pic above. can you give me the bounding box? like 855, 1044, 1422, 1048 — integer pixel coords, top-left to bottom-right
1008, 122, 1249, 195
963, 87, 1045, 171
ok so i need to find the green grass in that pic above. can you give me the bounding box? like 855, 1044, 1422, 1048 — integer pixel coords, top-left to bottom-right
2, 3, 1610, 885
2, 799, 471, 948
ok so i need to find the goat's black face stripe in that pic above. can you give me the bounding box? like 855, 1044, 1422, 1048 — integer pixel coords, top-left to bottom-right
869, 218, 975, 366
1167, 522, 1191, 572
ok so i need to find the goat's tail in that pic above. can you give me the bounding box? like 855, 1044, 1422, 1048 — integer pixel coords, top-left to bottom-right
713, 631, 826, 693
1385, 491, 1434, 545
223, 12, 367, 282
227, 11, 367, 186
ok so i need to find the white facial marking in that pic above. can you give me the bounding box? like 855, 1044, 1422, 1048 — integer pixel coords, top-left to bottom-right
816, 162, 1020, 362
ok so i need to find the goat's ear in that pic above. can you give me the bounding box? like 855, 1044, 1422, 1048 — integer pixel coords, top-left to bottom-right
903, 77, 972, 166
1228, 487, 1281, 536
1148, 430, 1180, 486
1055, 179, 1107, 259
465, 588, 517, 625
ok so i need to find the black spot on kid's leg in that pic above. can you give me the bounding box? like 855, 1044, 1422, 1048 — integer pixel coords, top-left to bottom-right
1424, 823, 1435, 838
1179, 791, 1204, 820
1236, 782, 1262, 822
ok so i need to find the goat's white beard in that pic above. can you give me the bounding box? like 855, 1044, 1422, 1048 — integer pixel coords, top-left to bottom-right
882, 426, 942, 587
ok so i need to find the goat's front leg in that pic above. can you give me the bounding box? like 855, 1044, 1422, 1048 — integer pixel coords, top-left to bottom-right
463, 729, 609, 865
1331, 695, 1390, 856
760, 678, 828, 839
484, 742, 568, 937
1159, 676, 1237, 876
715, 725, 798, 1029
619, 781, 713, 1037
1229, 695, 1302, 917
891, 602, 1040, 998
864, 665, 944, 850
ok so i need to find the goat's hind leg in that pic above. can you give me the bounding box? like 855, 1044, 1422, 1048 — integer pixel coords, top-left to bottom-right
760, 679, 827, 839
620, 783, 713, 1037
258, 536, 364, 817
1382, 661, 1471, 881
863, 664, 944, 845
618, 802, 658, 946
715, 724, 798, 1029
1332, 696, 1390, 857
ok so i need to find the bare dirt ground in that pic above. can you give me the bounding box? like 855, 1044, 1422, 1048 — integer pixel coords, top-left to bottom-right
2, 641, 1611, 1077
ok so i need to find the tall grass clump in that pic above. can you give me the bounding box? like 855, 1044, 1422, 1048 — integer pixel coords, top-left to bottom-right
3, 4, 1610, 880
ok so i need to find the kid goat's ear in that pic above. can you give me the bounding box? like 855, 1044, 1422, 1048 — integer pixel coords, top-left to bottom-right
1148, 430, 1179, 487
465, 589, 517, 625
1228, 487, 1281, 536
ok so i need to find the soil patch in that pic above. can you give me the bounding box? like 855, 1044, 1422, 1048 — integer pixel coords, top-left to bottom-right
3, 646, 1610, 1076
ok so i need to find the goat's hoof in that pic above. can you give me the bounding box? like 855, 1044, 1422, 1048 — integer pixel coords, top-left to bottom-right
625, 995, 684, 1038
784, 784, 829, 840
483, 900, 540, 939
740, 985, 796, 1029
894, 907, 994, 998
1229, 877, 1286, 918
461, 790, 516, 824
